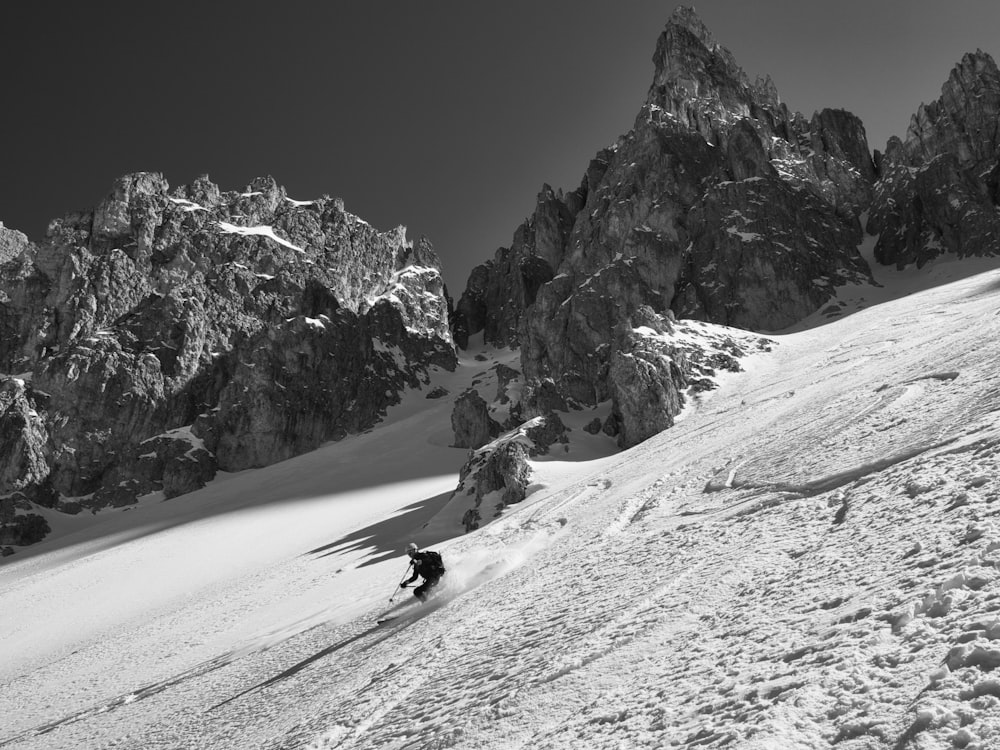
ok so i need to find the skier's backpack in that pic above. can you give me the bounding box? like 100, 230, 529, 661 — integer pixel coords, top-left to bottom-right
423, 550, 445, 576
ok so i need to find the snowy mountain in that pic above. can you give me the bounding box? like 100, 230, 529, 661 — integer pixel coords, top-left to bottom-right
446, 5, 1000, 540
2, 245, 999, 749
2, 5, 1000, 749
1, 6, 998, 556
0, 173, 453, 548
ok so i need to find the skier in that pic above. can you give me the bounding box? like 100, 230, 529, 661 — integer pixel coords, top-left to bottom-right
401, 542, 445, 602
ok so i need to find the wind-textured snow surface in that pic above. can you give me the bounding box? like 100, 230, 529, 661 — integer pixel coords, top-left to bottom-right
2, 255, 1000, 749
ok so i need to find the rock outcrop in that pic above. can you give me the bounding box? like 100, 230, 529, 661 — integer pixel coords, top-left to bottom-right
448, 307, 771, 526
451, 389, 501, 449
451, 184, 578, 350
456, 438, 531, 533
452, 412, 570, 532
674, 176, 869, 330
0, 377, 50, 496
869, 51, 1000, 267
0, 173, 454, 544
604, 310, 773, 448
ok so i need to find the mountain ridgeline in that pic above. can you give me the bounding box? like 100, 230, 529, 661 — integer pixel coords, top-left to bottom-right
447, 8, 1000, 526
1, 7, 999, 549
0, 176, 454, 548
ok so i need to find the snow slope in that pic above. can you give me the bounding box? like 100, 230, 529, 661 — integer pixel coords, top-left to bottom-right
2, 255, 1000, 749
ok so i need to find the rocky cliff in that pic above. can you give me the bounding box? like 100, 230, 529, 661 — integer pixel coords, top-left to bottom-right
447, 7, 1000, 526
0, 174, 454, 542
448, 6, 876, 513
454, 8, 873, 416
868, 50, 1000, 267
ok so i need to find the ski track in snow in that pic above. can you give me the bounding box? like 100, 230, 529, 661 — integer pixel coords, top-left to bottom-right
3, 258, 1000, 749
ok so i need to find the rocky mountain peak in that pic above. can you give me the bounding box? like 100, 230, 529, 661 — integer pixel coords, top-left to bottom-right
647, 5, 779, 137
0, 223, 31, 265
892, 50, 1000, 169
8, 11, 1000, 554
445, 7, 884, 522
0, 173, 456, 532
454, 6, 876, 347
870, 49, 1000, 267
656, 5, 722, 55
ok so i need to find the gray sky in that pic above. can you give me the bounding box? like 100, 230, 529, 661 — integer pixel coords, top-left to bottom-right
3, 1, 998, 294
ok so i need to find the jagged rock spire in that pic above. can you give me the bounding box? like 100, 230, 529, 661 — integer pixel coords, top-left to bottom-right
651, 6, 745, 92
450, 2, 878, 478
645, 6, 782, 141
896, 50, 1000, 168
870, 50, 1000, 267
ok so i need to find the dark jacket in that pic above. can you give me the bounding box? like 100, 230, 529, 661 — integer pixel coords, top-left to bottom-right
405, 550, 445, 584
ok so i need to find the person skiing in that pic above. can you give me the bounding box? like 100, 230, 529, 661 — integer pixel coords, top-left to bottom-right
400, 542, 445, 602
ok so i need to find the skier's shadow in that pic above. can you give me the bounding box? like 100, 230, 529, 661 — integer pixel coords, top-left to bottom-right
208, 618, 406, 712
971, 273, 1000, 297
305, 489, 452, 566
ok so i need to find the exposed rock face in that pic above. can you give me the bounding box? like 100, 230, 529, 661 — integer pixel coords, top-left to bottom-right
452, 185, 577, 350
456, 439, 531, 533
90, 428, 217, 508
449, 9, 998, 533
0, 378, 50, 494
606, 331, 687, 449
0, 226, 43, 368
0, 224, 31, 263
522, 412, 569, 456
493, 364, 521, 403
675, 177, 869, 330
602, 308, 772, 449
453, 6, 873, 448
452, 413, 570, 532
451, 389, 501, 449
869, 51, 1000, 267
449, 311, 771, 527
810, 108, 878, 185
0, 173, 455, 541
0, 511, 50, 547
893, 52, 1000, 169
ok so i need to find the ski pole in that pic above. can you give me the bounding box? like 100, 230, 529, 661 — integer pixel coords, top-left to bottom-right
389, 563, 413, 603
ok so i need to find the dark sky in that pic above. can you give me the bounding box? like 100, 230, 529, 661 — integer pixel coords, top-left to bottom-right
3, 1, 999, 294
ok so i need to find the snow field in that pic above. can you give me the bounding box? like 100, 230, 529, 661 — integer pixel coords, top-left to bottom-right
282, 260, 1000, 750
1, 255, 1000, 749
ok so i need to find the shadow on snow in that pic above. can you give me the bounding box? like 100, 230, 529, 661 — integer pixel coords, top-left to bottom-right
306, 489, 454, 566
208, 601, 444, 713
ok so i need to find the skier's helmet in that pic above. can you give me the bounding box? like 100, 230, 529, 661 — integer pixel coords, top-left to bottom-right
406, 542, 418, 554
